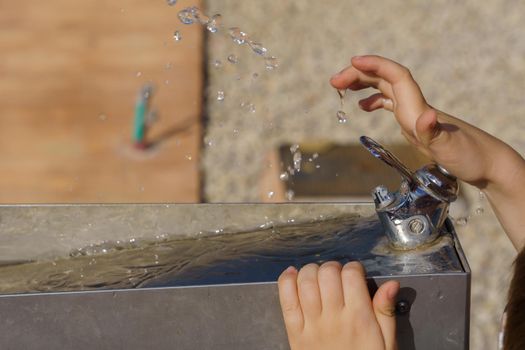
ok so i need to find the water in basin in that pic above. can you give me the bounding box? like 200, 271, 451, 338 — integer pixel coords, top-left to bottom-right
0, 213, 462, 295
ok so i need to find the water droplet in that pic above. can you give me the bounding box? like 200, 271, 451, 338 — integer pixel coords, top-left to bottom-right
265, 56, 279, 70
336, 110, 348, 123
315, 164, 321, 169
232, 129, 239, 136
214, 59, 222, 68
312, 153, 319, 159
164, 80, 170, 85
479, 191, 486, 200
185, 155, 193, 161
475, 207, 484, 215
178, 8, 196, 25
267, 191, 275, 199
166, 0, 177, 6
206, 14, 221, 33
98, 114, 107, 121
286, 190, 295, 201
248, 103, 256, 113
249, 41, 267, 56
136, 71, 142, 77
293, 152, 302, 172
455, 217, 468, 226
192, 8, 209, 25
290, 144, 300, 154
229, 27, 248, 45
165, 62, 173, 70
279, 172, 289, 181
228, 54, 239, 64
217, 90, 225, 102
173, 30, 182, 41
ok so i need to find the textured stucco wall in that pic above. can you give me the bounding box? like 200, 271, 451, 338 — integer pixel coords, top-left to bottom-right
202, 1, 525, 348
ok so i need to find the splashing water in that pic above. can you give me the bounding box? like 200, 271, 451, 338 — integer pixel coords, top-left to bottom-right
336, 90, 348, 123
213, 60, 222, 68
173, 31, 182, 42
229, 27, 247, 45
166, 0, 177, 6
265, 56, 279, 70
217, 91, 225, 102
290, 144, 299, 154
206, 14, 222, 33
337, 110, 348, 124
267, 191, 275, 199
178, 8, 196, 25
228, 54, 239, 64
249, 41, 268, 56
279, 172, 289, 181
455, 217, 468, 226
286, 190, 295, 201
192, 8, 210, 25
174, 6, 279, 71
293, 152, 302, 173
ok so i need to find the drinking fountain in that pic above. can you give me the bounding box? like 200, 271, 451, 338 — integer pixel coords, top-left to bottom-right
0, 137, 470, 350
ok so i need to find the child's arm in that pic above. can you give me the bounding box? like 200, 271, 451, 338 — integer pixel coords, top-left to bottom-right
330, 55, 525, 250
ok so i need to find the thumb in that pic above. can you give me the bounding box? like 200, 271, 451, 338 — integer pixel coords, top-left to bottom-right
414, 108, 441, 147
373, 280, 400, 350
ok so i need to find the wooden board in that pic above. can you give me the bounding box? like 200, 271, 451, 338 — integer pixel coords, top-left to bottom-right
0, 0, 203, 203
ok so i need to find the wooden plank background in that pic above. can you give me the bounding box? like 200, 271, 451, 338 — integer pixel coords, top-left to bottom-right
0, 0, 203, 203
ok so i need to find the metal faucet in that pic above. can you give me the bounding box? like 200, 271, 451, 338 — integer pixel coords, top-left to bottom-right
360, 136, 459, 250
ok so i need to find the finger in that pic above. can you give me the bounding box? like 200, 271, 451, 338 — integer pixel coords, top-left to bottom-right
415, 108, 442, 147
373, 280, 400, 350
297, 263, 322, 319
341, 261, 372, 312
351, 55, 411, 85
278, 266, 304, 333
330, 66, 394, 98
358, 93, 394, 112
318, 261, 344, 312
351, 55, 428, 125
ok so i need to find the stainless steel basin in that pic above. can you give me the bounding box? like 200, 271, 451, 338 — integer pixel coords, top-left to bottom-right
0, 203, 470, 349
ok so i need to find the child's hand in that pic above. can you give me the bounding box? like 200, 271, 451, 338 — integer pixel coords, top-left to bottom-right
331, 55, 525, 249
278, 261, 400, 350
331, 55, 518, 188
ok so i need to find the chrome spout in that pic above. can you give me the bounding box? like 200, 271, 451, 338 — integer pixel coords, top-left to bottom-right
360, 136, 459, 250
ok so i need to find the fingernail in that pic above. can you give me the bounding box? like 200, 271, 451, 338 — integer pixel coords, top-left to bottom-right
331, 69, 344, 79
387, 283, 400, 300
285, 266, 297, 274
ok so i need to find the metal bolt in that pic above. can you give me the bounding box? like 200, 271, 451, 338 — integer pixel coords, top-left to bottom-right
396, 300, 411, 315
408, 219, 424, 234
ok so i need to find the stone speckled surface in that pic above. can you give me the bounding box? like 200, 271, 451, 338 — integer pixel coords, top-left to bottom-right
202, 1, 524, 348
